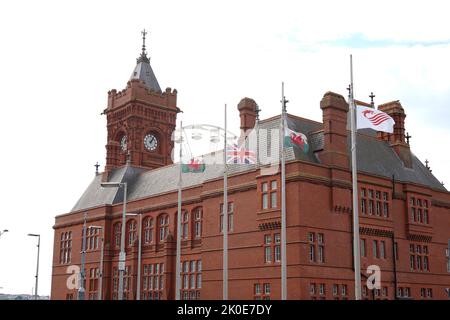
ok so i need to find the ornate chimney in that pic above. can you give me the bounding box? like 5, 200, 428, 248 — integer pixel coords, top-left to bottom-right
237, 97, 258, 134
319, 91, 349, 169
377, 100, 412, 168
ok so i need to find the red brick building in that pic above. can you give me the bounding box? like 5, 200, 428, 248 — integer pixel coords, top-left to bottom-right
51, 41, 450, 300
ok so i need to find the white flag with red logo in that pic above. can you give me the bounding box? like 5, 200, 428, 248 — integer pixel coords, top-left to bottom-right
356, 104, 395, 133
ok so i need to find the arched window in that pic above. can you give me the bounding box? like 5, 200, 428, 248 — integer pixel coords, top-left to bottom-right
144, 217, 154, 244
159, 214, 169, 242
114, 223, 122, 248
127, 220, 137, 246
181, 211, 189, 239
194, 208, 202, 239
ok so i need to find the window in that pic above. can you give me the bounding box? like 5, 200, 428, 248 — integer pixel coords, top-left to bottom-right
382, 287, 388, 297
142, 263, 164, 300
182, 211, 189, 239
59, 231, 72, 264
264, 246, 271, 263
262, 183, 268, 209
194, 208, 202, 238
261, 181, 278, 210
144, 217, 154, 244
308, 232, 315, 262
181, 260, 201, 299
362, 286, 368, 297
319, 284, 325, 296
318, 234, 325, 263
308, 232, 324, 263
86, 227, 99, 251
88, 267, 99, 299
270, 181, 277, 208
255, 282, 270, 300
123, 266, 132, 300
127, 220, 137, 246
263, 283, 271, 295
380, 241, 386, 259
410, 243, 430, 272
114, 223, 121, 248
361, 239, 366, 257
274, 234, 281, 262
112, 268, 118, 300
254, 284, 261, 295
220, 202, 234, 233
404, 287, 410, 297
310, 283, 316, 295
360, 188, 389, 218
373, 240, 379, 258
333, 284, 338, 296
341, 285, 347, 296
410, 255, 415, 270
159, 214, 169, 242
264, 233, 280, 264
409, 195, 430, 224
368, 200, 374, 215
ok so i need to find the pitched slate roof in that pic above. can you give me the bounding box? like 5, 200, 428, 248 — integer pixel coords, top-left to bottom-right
70, 114, 446, 212
129, 53, 161, 92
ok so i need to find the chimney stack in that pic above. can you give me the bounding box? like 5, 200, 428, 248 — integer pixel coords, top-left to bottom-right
319, 92, 349, 169
377, 100, 412, 168
238, 97, 258, 135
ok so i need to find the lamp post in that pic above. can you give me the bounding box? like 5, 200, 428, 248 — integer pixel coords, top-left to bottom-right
88, 226, 104, 300
27, 233, 40, 300
126, 212, 143, 300
101, 182, 127, 300
0, 229, 8, 238
78, 213, 87, 300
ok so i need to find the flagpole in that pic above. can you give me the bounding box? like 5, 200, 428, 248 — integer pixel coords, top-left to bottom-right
223, 104, 228, 300
349, 55, 362, 300
255, 104, 260, 168
175, 121, 183, 300
280, 82, 287, 300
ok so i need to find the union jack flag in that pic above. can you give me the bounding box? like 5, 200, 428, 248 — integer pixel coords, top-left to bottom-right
226, 144, 256, 164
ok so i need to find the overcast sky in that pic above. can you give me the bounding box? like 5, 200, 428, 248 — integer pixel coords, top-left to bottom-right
0, 0, 449, 296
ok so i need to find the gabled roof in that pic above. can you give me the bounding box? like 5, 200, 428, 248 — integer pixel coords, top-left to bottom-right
70, 114, 446, 213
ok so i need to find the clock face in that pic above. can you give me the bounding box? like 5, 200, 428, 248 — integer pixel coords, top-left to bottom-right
120, 135, 127, 151
144, 133, 158, 151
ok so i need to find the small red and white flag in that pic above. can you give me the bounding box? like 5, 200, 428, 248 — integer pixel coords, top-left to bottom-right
356, 105, 395, 133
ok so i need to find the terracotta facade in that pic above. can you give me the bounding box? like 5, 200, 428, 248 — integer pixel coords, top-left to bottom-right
51, 50, 450, 301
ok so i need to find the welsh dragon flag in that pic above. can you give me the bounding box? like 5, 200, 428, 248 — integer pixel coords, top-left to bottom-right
181, 158, 206, 173
284, 121, 309, 153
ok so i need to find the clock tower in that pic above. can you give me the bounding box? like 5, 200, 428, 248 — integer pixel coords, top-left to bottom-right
104, 30, 180, 172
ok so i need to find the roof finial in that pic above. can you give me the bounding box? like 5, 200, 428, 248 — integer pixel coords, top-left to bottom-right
255, 104, 261, 121
141, 29, 147, 55
406, 132, 412, 145
94, 162, 100, 175
369, 92, 375, 108
137, 29, 150, 63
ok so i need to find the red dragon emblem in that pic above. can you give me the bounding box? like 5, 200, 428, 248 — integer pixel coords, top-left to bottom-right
362, 109, 390, 126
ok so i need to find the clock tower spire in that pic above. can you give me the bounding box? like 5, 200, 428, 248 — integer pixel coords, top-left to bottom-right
103, 31, 180, 173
